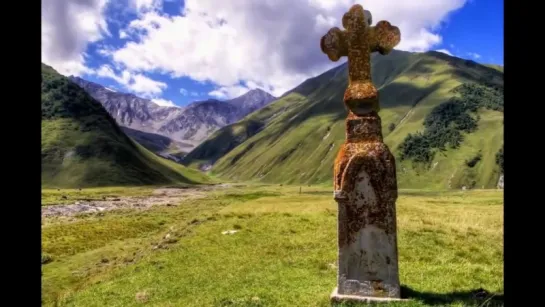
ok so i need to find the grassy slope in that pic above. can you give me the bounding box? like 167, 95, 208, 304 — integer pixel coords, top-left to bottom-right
485, 64, 504, 72
42, 186, 503, 306
41, 64, 210, 188
186, 50, 503, 189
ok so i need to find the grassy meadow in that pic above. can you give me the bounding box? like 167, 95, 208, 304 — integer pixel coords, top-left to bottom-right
42, 184, 503, 306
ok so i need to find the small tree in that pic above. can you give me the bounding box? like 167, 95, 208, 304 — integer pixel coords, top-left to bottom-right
495, 145, 504, 173
388, 123, 396, 132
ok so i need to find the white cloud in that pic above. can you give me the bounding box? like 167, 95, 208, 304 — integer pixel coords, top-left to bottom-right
190, 91, 200, 97
41, 0, 111, 76
435, 49, 453, 56
152, 98, 178, 108
467, 52, 481, 59
94, 65, 167, 97
209, 85, 249, 99
43, 0, 469, 96
102, 0, 468, 97
180, 88, 189, 96
130, 0, 161, 14
131, 74, 167, 95
119, 30, 129, 39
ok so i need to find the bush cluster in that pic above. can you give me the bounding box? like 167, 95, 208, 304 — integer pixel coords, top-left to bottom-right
399, 83, 503, 164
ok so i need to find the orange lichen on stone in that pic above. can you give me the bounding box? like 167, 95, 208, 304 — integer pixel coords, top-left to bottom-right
320, 4, 400, 114
326, 4, 402, 301
332, 111, 400, 298
333, 111, 398, 247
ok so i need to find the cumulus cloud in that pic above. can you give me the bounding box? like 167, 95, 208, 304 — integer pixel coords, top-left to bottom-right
209, 85, 250, 100
94, 65, 167, 97
41, 0, 111, 76
467, 52, 481, 59
130, 0, 162, 14
152, 98, 178, 107
435, 49, 453, 56
43, 0, 469, 96
180, 88, 189, 96
103, 0, 468, 96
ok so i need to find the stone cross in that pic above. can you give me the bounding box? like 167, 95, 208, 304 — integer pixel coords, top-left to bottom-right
320, 4, 400, 115
320, 4, 406, 303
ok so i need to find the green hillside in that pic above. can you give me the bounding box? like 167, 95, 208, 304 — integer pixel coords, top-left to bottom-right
485, 64, 504, 72
184, 50, 503, 189
41, 64, 210, 188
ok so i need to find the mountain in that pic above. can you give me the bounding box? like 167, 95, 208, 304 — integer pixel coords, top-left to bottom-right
42, 64, 210, 188
183, 50, 504, 190
228, 89, 277, 115
119, 127, 193, 163
156, 99, 240, 147
69, 77, 277, 152
69, 76, 184, 130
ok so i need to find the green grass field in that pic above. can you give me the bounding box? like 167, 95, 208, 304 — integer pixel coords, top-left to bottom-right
42, 185, 503, 307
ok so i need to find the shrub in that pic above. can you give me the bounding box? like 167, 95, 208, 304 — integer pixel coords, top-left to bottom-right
388, 123, 396, 132
495, 145, 504, 173
466, 152, 482, 168
41, 253, 53, 264
399, 83, 503, 164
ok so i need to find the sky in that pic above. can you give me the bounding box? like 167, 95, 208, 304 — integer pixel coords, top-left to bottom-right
41, 0, 503, 108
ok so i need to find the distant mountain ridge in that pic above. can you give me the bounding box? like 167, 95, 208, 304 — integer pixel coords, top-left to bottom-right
69, 77, 277, 154
183, 49, 504, 190
42, 64, 210, 187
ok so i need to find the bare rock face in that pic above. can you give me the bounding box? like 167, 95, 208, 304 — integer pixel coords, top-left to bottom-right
68, 77, 276, 152
497, 174, 504, 189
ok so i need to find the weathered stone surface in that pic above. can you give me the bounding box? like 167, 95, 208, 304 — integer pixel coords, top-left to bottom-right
331, 287, 409, 303
320, 4, 400, 115
321, 3, 403, 302
333, 112, 400, 298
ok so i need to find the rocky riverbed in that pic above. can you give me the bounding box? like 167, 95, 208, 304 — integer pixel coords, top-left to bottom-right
42, 184, 233, 219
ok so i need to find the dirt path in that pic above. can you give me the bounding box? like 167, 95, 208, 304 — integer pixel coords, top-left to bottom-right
42, 184, 233, 219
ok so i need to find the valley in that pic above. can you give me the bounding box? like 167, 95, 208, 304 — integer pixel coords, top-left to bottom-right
184, 50, 504, 190
57, 49, 504, 191
41, 49, 504, 307
70, 76, 276, 155
41, 64, 210, 188
40, 0, 506, 305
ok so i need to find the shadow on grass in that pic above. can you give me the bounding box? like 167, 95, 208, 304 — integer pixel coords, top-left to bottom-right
223, 191, 281, 202
331, 287, 504, 306
302, 191, 331, 195
401, 286, 504, 306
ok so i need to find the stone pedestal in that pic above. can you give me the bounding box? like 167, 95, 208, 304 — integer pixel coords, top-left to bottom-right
331, 287, 408, 303
332, 111, 402, 301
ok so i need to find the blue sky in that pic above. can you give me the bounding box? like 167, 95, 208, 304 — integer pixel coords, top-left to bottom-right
42, 0, 503, 108
435, 0, 503, 64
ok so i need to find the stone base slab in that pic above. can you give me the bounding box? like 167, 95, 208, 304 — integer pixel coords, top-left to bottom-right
331, 287, 410, 304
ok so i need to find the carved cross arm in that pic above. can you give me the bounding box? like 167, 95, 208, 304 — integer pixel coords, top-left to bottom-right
370, 21, 401, 55
320, 27, 348, 62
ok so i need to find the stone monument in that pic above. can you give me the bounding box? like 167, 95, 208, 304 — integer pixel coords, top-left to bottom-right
320, 4, 406, 303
